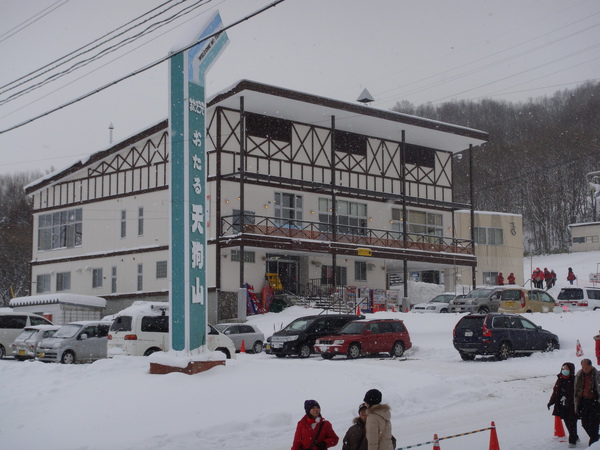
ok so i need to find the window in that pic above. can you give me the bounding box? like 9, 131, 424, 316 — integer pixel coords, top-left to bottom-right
321, 265, 347, 286
392, 209, 443, 243
405, 144, 435, 168
232, 210, 256, 233
138, 207, 144, 236
137, 264, 143, 291
156, 261, 167, 279
245, 112, 292, 142
92, 268, 103, 289
111, 266, 117, 293
482, 271, 499, 285
36, 274, 51, 293
334, 130, 367, 156
275, 193, 303, 228
319, 198, 367, 235
474, 227, 504, 246
141, 315, 169, 333
38, 208, 82, 250
231, 250, 256, 263
121, 210, 126, 238
355, 261, 367, 281
56, 272, 71, 292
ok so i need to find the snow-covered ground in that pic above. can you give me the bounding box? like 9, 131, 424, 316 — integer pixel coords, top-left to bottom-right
1, 251, 600, 450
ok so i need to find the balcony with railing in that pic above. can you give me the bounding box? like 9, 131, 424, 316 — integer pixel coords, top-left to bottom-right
220, 215, 473, 255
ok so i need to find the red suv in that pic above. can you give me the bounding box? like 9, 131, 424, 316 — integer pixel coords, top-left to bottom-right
314, 319, 412, 359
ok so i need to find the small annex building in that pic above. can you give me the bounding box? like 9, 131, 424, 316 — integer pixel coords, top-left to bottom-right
9, 293, 106, 325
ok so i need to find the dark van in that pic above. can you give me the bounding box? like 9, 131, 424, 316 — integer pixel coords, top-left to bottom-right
266, 314, 364, 358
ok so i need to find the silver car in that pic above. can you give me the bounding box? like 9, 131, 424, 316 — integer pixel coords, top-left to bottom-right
37, 321, 110, 364
11, 325, 60, 360
215, 323, 265, 353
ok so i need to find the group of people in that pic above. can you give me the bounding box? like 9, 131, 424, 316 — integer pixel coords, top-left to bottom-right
496, 272, 516, 285
292, 389, 394, 450
548, 358, 600, 448
531, 267, 558, 289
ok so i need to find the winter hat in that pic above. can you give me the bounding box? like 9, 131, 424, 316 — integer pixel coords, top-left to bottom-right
363, 389, 382, 406
358, 404, 368, 414
304, 399, 320, 415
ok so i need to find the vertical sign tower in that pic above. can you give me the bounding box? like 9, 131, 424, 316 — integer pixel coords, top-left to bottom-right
169, 12, 228, 354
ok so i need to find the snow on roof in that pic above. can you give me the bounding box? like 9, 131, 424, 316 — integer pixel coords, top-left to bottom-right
9, 294, 107, 308
112, 301, 169, 317
568, 221, 600, 228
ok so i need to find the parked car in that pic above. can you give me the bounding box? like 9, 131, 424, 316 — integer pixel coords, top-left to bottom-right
11, 325, 60, 360
498, 288, 556, 313
0, 312, 53, 358
314, 319, 412, 359
555, 286, 600, 311
215, 323, 265, 353
452, 313, 559, 361
107, 301, 236, 358
37, 320, 111, 364
266, 314, 364, 358
412, 293, 462, 313
449, 287, 505, 313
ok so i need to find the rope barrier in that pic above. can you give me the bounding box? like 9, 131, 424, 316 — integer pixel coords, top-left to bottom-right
397, 425, 494, 449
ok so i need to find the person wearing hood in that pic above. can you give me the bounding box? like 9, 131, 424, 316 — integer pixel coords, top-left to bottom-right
575, 359, 600, 446
292, 399, 339, 450
548, 362, 579, 448
363, 389, 395, 450
342, 404, 368, 450
507, 272, 516, 285
567, 268, 577, 285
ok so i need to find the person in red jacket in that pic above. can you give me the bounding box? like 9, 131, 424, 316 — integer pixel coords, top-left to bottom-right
567, 268, 577, 285
595, 331, 600, 365
497, 273, 504, 285
292, 400, 339, 450
507, 273, 516, 285
532, 268, 541, 288
544, 268, 552, 290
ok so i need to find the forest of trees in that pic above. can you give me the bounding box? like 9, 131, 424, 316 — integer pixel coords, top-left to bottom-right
0, 82, 598, 305
392, 80, 599, 255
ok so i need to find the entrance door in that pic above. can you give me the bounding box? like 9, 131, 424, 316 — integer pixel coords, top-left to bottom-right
266, 255, 299, 294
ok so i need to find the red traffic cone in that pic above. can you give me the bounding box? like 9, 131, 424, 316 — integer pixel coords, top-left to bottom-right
432, 433, 440, 450
240, 340, 246, 353
489, 421, 500, 450
357, 305, 362, 315
576, 340, 584, 357
554, 415, 566, 439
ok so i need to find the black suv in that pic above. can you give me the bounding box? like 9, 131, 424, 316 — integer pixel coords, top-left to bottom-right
266, 314, 364, 358
452, 313, 559, 361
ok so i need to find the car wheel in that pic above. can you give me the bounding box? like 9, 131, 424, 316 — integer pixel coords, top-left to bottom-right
526, 310, 532, 313
321, 353, 334, 360
251, 341, 263, 354
275, 353, 286, 358
144, 347, 162, 356
478, 307, 490, 314
215, 347, 232, 359
347, 343, 361, 359
390, 341, 405, 357
497, 342, 512, 360
544, 339, 558, 352
298, 344, 311, 358
0, 345, 5, 359
61, 351, 75, 364
460, 352, 476, 361
440, 308, 448, 313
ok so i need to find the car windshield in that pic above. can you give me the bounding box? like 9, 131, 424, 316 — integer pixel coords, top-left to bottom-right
110, 316, 133, 332
283, 318, 316, 332
214, 324, 228, 332
557, 289, 583, 300
431, 295, 452, 303
54, 324, 83, 338
338, 322, 366, 334
467, 289, 492, 298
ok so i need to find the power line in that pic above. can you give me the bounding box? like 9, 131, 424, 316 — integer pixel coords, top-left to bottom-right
0, 0, 69, 44
0, 0, 287, 135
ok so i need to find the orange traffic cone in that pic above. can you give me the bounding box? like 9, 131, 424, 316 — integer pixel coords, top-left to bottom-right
576, 340, 584, 357
357, 305, 362, 315
489, 421, 500, 450
554, 415, 566, 439
240, 340, 246, 353
432, 433, 440, 449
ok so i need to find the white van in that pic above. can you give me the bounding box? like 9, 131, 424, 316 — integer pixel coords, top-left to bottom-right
107, 302, 235, 358
0, 311, 53, 358
556, 287, 600, 311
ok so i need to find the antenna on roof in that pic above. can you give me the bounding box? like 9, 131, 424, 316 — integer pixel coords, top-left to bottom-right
109, 122, 114, 145
357, 88, 374, 106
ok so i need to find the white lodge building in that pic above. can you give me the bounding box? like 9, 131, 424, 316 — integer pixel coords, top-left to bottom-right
26, 80, 507, 317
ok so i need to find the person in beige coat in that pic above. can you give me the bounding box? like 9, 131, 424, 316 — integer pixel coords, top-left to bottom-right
363, 389, 395, 450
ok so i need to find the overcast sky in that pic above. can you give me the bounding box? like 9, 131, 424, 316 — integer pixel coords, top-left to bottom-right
0, 0, 598, 176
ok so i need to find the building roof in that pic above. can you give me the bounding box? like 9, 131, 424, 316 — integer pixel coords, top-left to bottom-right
9, 293, 107, 308
209, 80, 488, 152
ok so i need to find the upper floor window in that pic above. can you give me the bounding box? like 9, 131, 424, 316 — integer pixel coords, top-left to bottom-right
319, 198, 367, 235
92, 268, 103, 289
335, 130, 367, 156
138, 207, 144, 236
121, 210, 126, 238
275, 193, 303, 228
36, 274, 51, 293
156, 261, 167, 279
56, 272, 71, 292
475, 227, 504, 246
246, 112, 292, 142
111, 266, 117, 294
137, 264, 143, 291
392, 209, 443, 242
38, 208, 82, 251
